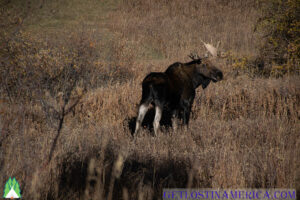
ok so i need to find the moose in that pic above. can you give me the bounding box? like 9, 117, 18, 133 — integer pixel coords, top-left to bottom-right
134, 41, 224, 136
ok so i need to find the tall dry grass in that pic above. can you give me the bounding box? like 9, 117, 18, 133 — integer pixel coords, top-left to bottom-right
109, 0, 260, 59
0, 0, 299, 199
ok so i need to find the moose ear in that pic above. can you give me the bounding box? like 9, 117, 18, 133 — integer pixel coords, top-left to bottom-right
202, 78, 211, 89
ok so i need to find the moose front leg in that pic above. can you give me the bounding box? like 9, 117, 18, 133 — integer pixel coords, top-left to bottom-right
183, 106, 191, 125
171, 109, 179, 131
180, 98, 192, 126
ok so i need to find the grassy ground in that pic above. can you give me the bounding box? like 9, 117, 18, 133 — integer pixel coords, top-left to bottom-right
0, 0, 299, 199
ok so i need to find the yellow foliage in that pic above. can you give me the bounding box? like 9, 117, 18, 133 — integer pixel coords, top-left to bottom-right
257, 0, 300, 76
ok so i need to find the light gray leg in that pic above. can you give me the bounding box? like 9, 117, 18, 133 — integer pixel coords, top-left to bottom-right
153, 105, 162, 136
135, 103, 149, 135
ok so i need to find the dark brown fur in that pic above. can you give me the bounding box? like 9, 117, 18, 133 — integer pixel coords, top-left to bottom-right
135, 57, 223, 135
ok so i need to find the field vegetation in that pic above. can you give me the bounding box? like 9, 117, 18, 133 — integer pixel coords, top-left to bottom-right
0, 0, 299, 199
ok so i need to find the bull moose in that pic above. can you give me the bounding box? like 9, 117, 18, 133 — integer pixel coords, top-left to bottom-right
134, 41, 224, 136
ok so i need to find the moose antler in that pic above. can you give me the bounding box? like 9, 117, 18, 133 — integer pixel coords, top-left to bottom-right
200, 39, 219, 57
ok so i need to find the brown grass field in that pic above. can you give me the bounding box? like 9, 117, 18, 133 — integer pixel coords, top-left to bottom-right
0, 0, 299, 199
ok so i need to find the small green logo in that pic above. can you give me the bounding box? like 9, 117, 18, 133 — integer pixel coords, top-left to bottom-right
3, 177, 21, 199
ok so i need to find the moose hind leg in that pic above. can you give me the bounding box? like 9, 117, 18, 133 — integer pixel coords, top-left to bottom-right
153, 105, 162, 136
135, 103, 149, 135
